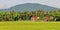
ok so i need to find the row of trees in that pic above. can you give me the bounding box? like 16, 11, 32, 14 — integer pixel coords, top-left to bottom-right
0, 10, 60, 21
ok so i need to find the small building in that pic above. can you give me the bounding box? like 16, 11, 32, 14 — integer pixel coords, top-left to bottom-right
31, 16, 39, 21
44, 14, 54, 21
44, 15, 50, 21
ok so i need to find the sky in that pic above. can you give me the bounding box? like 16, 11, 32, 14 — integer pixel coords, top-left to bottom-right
0, 0, 60, 9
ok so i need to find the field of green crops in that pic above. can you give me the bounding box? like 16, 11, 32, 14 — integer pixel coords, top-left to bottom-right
0, 21, 60, 30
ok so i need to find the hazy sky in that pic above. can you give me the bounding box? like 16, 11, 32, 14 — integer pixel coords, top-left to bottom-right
0, 0, 60, 9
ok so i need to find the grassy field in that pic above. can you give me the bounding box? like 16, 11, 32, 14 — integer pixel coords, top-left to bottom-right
0, 21, 60, 30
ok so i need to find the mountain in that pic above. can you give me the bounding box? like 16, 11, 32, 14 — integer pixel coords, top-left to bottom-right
0, 3, 59, 12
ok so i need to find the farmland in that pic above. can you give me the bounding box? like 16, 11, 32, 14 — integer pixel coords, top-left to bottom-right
0, 21, 60, 30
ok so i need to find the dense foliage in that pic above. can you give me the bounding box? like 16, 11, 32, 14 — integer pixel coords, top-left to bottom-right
0, 10, 60, 21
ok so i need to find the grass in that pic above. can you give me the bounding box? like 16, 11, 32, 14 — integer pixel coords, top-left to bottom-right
0, 21, 60, 30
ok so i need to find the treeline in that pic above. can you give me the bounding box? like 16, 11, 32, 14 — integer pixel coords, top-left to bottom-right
0, 10, 60, 21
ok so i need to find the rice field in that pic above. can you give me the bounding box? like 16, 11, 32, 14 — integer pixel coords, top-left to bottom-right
0, 21, 60, 30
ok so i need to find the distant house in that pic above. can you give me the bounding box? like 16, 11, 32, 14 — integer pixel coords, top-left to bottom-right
44, 15, 50, 21
43, 14, 54, 21
31, 16, 39, 21
49, 16, 54, 21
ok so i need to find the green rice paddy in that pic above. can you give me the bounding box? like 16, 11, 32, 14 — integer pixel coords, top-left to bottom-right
0, 21, 60, 30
